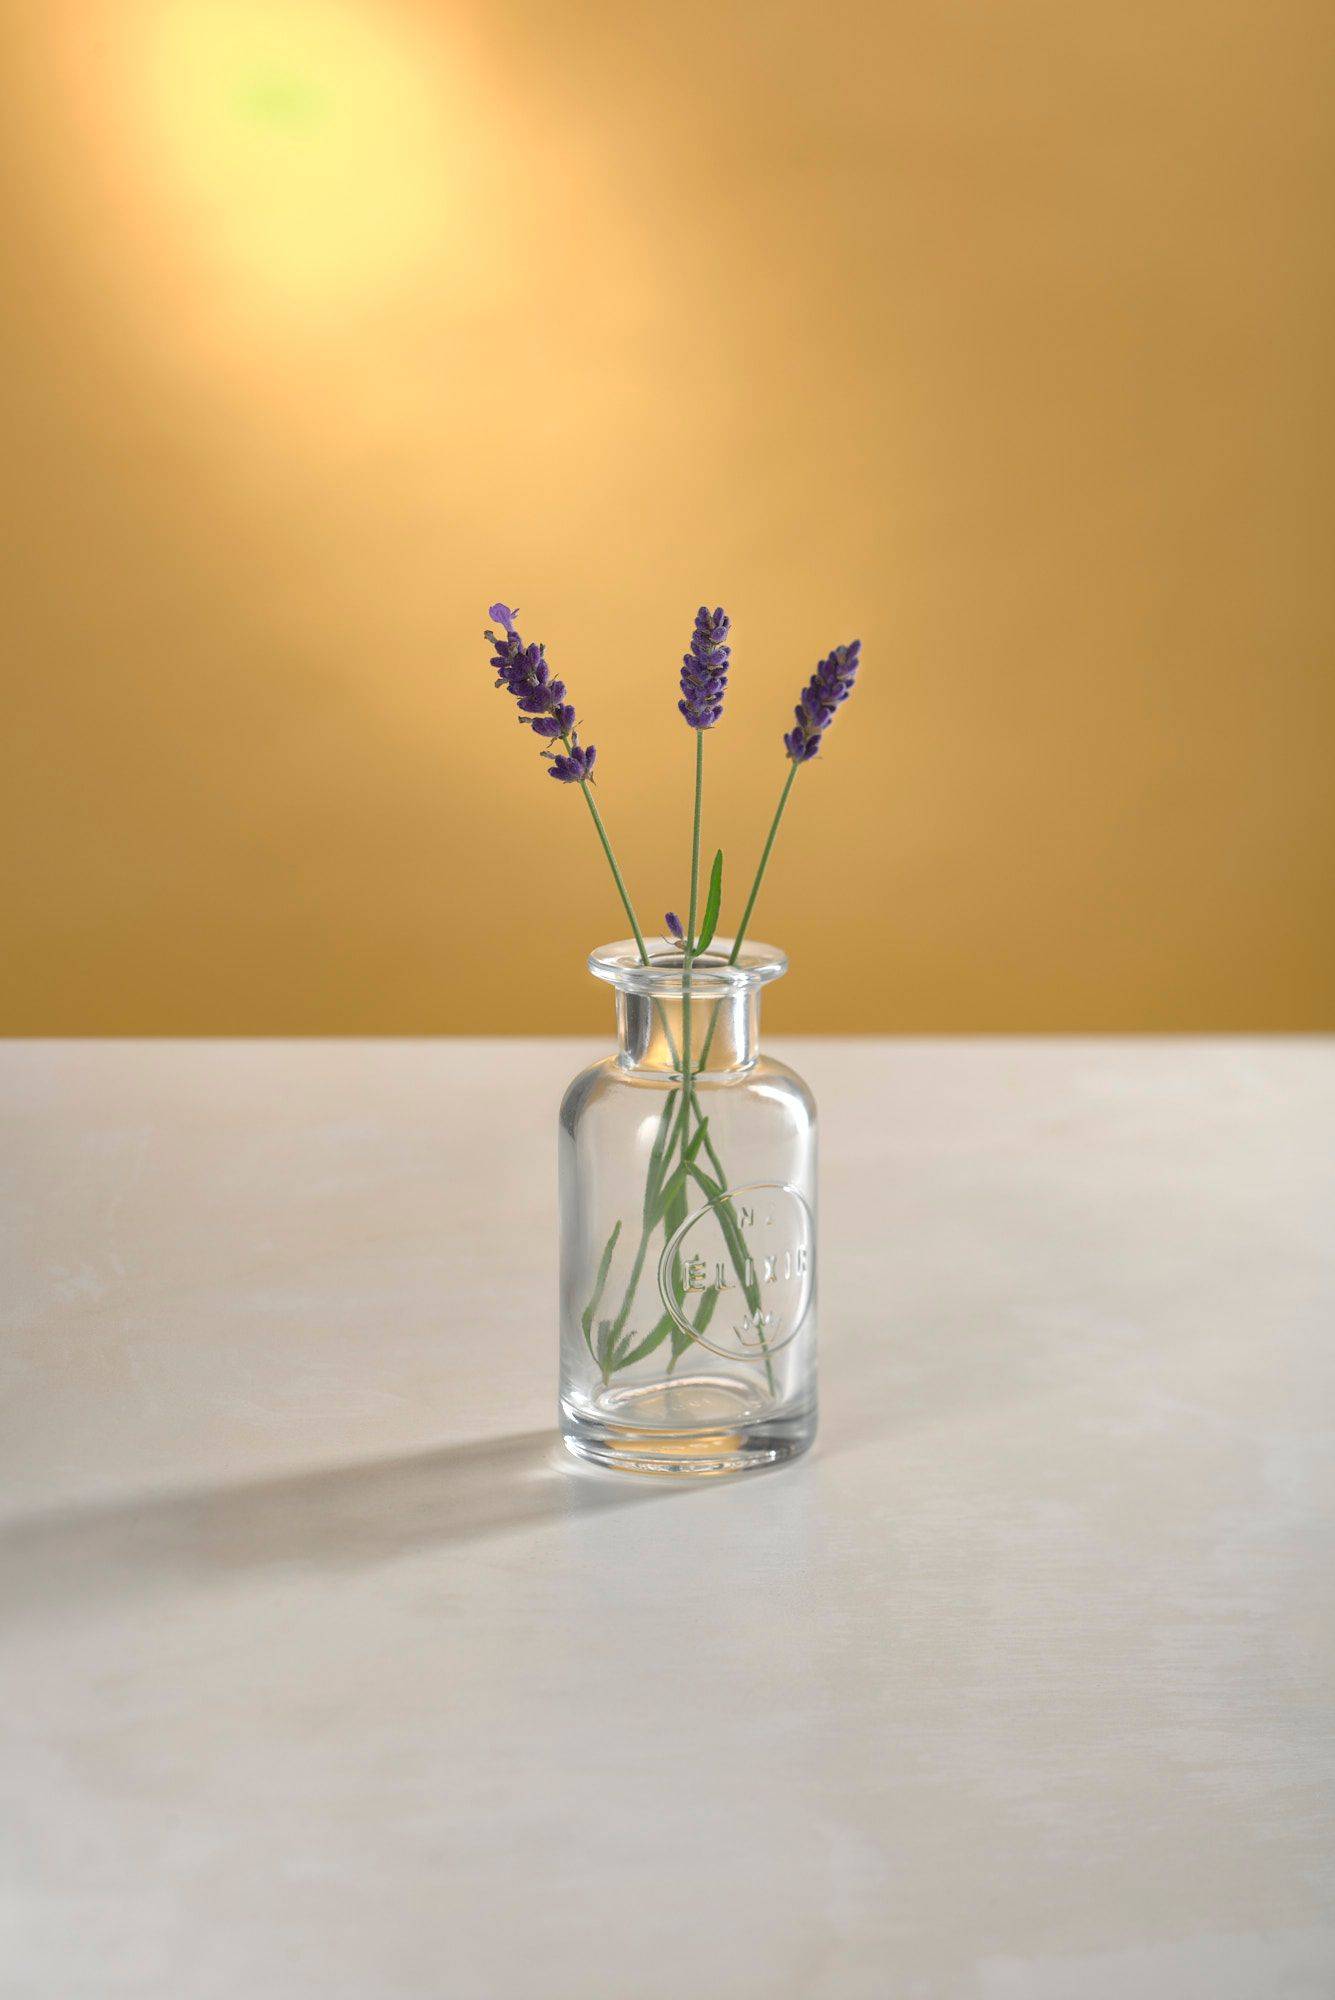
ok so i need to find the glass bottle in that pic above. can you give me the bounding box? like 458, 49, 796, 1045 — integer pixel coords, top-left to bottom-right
559, 938, 817, 1474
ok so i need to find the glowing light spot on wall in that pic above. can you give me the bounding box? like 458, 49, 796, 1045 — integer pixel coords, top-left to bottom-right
234, 69, 327, 130
134, 0, 465, 305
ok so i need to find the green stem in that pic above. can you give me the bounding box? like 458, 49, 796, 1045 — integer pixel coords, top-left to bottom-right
678, 731, 705, 1152
573, 767, 649, 965
729, 758, 799, 965
564, 733, 684, 1068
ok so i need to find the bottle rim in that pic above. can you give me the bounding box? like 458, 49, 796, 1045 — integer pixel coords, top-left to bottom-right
588, 938, 787, 997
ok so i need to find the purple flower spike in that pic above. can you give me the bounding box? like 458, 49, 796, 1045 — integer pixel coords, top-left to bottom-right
678, 604, 732, 730
665, 911, 685, 940
784, 639, 861, 762
485, 603, 596, 784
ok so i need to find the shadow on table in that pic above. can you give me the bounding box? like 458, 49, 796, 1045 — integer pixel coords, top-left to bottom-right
0, 1430, 681, 1613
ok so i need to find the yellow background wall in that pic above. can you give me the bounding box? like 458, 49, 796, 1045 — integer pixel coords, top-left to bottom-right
3, 0, 1332, 1035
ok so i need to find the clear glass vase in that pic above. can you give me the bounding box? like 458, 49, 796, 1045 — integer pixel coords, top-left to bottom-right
559, 938, 817, 1474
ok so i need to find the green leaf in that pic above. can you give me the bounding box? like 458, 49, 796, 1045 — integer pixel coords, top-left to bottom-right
641, 1089, 679, 1225
613, 1273, 722, 1373
648, 1119, 710, 1231
596, 1317, 619, 1376
687, 1162, 762, 1315
669, 1281, 719, 1366
653, 1162, 688, 1226
613, 1311, 673, 1371
686, 1163, 775, 1388
580, 1219, 622, 1358
694, 849, 724, 954
662, 1177, 688, 1298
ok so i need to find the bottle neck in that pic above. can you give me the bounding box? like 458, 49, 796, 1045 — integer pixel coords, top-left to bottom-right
615, 987, 760, 1078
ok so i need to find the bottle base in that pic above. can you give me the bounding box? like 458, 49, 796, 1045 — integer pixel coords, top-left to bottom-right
560, 1374, 815, 1477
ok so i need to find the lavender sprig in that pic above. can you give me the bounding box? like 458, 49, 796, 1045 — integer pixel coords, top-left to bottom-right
678, 606, 732, 730
783, 640, 861, 763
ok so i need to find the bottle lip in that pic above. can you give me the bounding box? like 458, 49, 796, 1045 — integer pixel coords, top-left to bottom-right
589, 938, 787, 997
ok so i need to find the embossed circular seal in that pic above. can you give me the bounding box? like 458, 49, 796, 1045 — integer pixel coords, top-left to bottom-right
656, 1181, 814, 1363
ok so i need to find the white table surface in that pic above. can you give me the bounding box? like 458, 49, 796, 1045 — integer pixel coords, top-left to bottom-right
3, 1038, 1333, 2000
